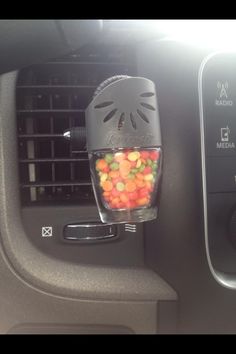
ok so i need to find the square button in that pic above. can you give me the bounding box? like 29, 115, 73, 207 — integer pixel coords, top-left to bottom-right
206, 156, 236, 193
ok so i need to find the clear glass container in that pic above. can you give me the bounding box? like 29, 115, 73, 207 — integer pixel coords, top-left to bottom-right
89, 147, 162, 223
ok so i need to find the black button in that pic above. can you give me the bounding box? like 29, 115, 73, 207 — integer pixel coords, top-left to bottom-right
206, 156, 236, 193
201, 53, 236, 157
63, 222, 117, 243
205, 116, 236, 157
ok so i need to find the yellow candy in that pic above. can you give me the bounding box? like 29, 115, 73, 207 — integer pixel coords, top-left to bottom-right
136, 159, 142, 168
100, 173, 108, 183
128, 151, 140, 161
144, 174, 154, 181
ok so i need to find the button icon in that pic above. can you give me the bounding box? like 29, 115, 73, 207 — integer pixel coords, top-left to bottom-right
216, 126, 235, 150
124, 224, 137, 233
217, 81, 228, 99
221, 126, 230, 142
215, 81, 233, 106
42, 226, 53, 237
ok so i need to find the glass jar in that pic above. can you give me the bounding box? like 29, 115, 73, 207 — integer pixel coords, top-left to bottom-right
89, 147, 162, 223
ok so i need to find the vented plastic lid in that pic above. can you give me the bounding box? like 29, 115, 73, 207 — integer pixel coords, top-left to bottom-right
85, 76, 162, 151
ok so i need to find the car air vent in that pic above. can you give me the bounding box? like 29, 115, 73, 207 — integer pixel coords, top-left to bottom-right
16, 45, 136, 206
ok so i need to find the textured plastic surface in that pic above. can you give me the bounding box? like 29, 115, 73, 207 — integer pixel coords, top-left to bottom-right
86, 77, 162, 151
0, 20, 102, 75
138, 39, 236, 333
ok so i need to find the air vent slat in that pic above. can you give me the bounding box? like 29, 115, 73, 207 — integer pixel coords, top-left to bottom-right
17, 44, 136, 205
22, 181, 92, 188
20, 158, 88, 163
17, 85, 97, 89
18, 109, 84, 113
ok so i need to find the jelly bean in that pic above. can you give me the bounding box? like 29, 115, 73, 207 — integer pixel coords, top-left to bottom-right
128, 151, 140, 161
104, 166, 110, 173
136, 197, 149, 206
150, 151, 160, 161
130, 161, 137, 168
136, 173, 144, 180
125, 180, 137, 192
111, 197, 120, 207
139, 187, 149, 198
100, 173, 108, 183
102, 180, 113, 192
136, 159, 142, 168
135, 179, 146, 188
114, 152, 126, 162
127, 173, 135, 179
120, 193, 129, 203
140, 158, 147, 165
116, 182, 125, 192
96, 159, 108, 171
119, 160, 131, 177
128, 191, 139, 201
128, 200, 138, 208
138, 164, 145, 172
111, 188, 120, 197
140, 151, 150, 159
147, 159, 153, 166
109, 170, 120, 179
143, 166, 152, 175
152, 163, 158, 171
110, 162, 119, 170
105, 153, 114, 164
112, 177, 123, 185
144, 174, 154, 182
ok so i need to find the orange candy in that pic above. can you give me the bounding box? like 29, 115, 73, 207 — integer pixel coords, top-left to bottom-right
136, 173, 144, 180
136, 197, 149, 206
109, 170, 120, 179
135, 179, 146, 188
102, 180, 113, 192
119, 160, 131, 177
97, 159, 108, 171
114, 152, 126, 163
125, 180, 137, 193
120, 193, 129, 203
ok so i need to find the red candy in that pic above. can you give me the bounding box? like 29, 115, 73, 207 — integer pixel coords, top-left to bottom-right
143, 166, 152, 175
149, 151, 160, 161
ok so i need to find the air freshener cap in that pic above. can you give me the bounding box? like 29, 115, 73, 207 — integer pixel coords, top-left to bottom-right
85, 76, 162, 152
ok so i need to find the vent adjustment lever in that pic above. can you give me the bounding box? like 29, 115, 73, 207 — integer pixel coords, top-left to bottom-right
63, 222, 118, 243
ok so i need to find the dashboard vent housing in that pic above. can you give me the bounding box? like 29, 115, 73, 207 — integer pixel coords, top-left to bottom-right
16, 45, 136, 205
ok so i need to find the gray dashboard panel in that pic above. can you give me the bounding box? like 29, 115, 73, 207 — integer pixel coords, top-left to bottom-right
0, 69, 176, 333
138, 39, 236, 333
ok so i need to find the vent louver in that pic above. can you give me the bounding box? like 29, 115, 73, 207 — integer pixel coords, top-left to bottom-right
16, 45, 136, 205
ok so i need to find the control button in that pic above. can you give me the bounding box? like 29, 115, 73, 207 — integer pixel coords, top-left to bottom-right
201, 55, 236, 157
63, 222, 117, 243
206, 156, 236, 193
205, 117, 236, 157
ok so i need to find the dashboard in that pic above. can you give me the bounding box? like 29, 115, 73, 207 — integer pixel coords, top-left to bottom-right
0, 19, 236, 334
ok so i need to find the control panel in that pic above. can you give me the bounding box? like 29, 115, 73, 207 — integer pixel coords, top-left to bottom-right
199, 51, 236, 287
